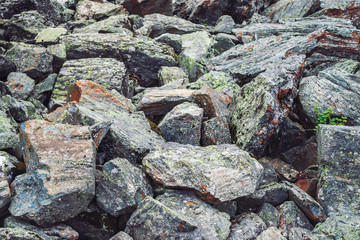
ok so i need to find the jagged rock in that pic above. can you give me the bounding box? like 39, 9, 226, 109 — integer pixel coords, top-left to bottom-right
0, 227, 45, 240
47, 43, 66, 72
303, 52, 343, 77
61, 33, 177, 87
282, 139, 318, 171
75, 0, 123, 20
236, 182, 289, 211
4, 10, 53, 42
0, 151, 18, 181
35, 27, 67, 45
0, 179, 11, 216
257, 203, 280, 228
4, 216, 79, 240
53, 58, 131, 101
89, 121, 112, 149
258, 158, 278, 186
288, 227, 312, 240
0, 110, 19, 150
143, 142, 264, 203
264, 0, 320, 22
0, 55, 16, 80
34, 73, 57, 102
0, 0, 34, 19
49, 80, 165, 163
316, 125, 360, 216
214, 201, 238, 218
283, 181, 326, 224
214, 15, 235, 34
5, 43, 53, 80
1, 96, 37, 122
32, 0, 70, 24
9, 120, 96, 226
136, 14, 209, 38
295, 178, 318, 199
158, 66, 189, 86
276, 118, 307, 154
266, 158, 299, 182
311, 214, 360, 240
137, 88, 195, 116
315, 0, 360, 21
201, 117, 232, 146
277, 201, 313, 237
256, 227, 286, 240
155, 33, 183, 54
228, 213, 267, 240
110, 231, 133, 240
178, 31, 213, 81
66, 203, 118, 240
5, 72, 35, 100
158, 102, 203, 145
96, 158, 153, 216
121, 0, 172, 16
189, 71, 240, 98
230, 0, 276, 24
125, 191, 231, 240
73, 15, 133, 36
299, 60, 360, 125
212, 33, 237, 56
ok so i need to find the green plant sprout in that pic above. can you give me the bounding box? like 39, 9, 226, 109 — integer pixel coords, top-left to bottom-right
314, 106, 347, 131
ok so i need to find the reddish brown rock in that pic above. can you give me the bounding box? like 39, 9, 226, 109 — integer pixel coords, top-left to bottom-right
295, 178, 318, 199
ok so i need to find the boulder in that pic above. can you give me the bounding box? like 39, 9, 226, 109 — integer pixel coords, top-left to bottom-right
32, 0, 70, 24
214, 15, 235, 34
0, 228, 44, 240
5, 43, 53, 80
0, 55, 16, 80
35, 27, 67, 45
4, 10, 53, 42
53, 58, 131, 101
0, 110, 19, 150
288, 227, 312, 240
143, 142, 264, 203
228, 213, 267, 240
155, 34, 183, 54
5, 72, 35, 100
125, 191, 231, 240
257, 203, 280, 228
96, 158, 153, 216
256, 227, 286, 240
73, 15, 132, 35
316, 125, 360, 216
61, 33, 177, 87
158, 66, 189, 86
201, 117, 232, 146
9, 120, 96, 226
75, 0, 123, 20
158, 102, 203, 145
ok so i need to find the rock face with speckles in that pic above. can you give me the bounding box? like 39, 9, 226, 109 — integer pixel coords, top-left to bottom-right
9, 120, 96, 226
125, 190, 231, 240
96, 158, 153, 217
228, 213, 267, 240
316, 125, 360, 217
0, 110, 20, 150
143, 142, 264, 203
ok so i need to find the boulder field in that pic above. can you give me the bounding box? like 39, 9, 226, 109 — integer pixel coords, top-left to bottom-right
0, 0, 359, 239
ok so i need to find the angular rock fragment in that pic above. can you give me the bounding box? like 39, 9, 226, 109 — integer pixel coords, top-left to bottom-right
158, 66, 189, 86
73, 15, 132, 35
277, 201, 313, 237
257, 203, 280, 228
35, 27, 67, 45
266, 158, 299, 182
201, 117, 232, 146
96, 158, 153, 216
1, 96, 37, 122
32, 0, 70, 25
288, 227, 312, 240
214, 15, 235, 34
75, 0, 123, 20
256, 227, 286, 240
143, 142, 263, 203
122, 0, 172, 16
257, 158, 278, 186
0, 0, 34, 19
155, 34, 183, 54
61, 33, 176, 87
0, 110, 19, 150
228, 213, 267, 240
0, 228, 44, 240
0, 55, 16, 80
158, 102, 203, 145
316, 125, 360, 216
9, 120, 96, 226
5, 72, 35, 100
110, 231, 133, 240
5, 43, 53, 80
53, 58, 131, 101
137, 88, 195, 116
125, 191, 231, 240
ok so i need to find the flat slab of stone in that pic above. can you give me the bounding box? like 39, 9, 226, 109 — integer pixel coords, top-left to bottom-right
143, 142, 263, 203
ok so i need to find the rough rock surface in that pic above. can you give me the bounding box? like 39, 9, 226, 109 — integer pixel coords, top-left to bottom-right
125, 191, 231, 240
0, 110, 19, 150
143, 142, 264, 203
228, 213, 267, 240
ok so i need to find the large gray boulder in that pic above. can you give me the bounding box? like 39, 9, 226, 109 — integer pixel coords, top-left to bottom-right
316, 125, 360, 216
125, 191, 231, 240
96, 158, 153, 217
9, 120, 96, 226
61, 33, 177, 87
143, 142, 264, 203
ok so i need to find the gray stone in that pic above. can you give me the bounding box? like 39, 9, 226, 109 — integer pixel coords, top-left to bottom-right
0, 0, 34, 19
257, 158, 278, 186
178, 31, 214, 81
0, 55, 16, 80
228, 213, 267, 240
316, 125, 360, 216
1, 96, 37, 122
53, 58, 131, 101
96, 158, 153, 216
143, 142, 264, 203
201, 117, 232, 146
4, 216, 79, 240
61, 33, 177, 87
110, 231, 133, 240
256, 227, 286, 240
158, 102, 203, 145
158, 66, 189, 86
47, 43, 66, 73
9, 120, 96, 226
35, 27, 67, 44
266, 158, 299, 182
4, 10, 53, 42
257, 203, 280, 228
5, 72, 35, 100
212, 33, 237, 56
277, 201, 313, 237
0, 110, 19, 150
155, 33, 183, 54
32, 0, 70, 24
5, 43, 53, 80
214, 15, 235, 34
34, 73, 57, 102
125, 191, 231, 240
75, 0, 123, 20
288, 227, 312, 240
0, 228, 44, 240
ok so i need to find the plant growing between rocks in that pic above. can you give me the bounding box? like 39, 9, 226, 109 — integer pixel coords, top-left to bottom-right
313, 106, 347, 131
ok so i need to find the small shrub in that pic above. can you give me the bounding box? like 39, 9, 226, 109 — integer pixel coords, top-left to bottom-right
314, 106, 347, 131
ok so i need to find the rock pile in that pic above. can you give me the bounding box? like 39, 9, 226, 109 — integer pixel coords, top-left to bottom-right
0, 0, 359, 239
